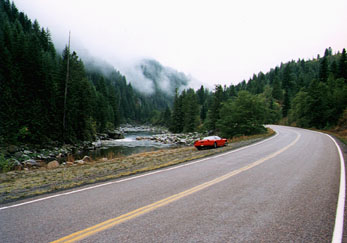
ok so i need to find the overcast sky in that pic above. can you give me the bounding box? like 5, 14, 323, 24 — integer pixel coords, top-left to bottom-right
14, 0, 347, 89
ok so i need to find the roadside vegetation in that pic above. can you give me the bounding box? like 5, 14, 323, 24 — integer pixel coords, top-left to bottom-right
326, 109, 347, 144
0, 129, 274, 204
0, 154, 13, 173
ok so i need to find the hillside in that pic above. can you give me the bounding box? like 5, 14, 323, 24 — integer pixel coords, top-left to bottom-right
232, 47, 347, 128
0, 0, 185, 145
169, 48, 346, 137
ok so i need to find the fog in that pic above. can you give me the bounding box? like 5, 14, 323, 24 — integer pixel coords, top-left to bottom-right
14, 0, 347, 91
79, 48, 191, 95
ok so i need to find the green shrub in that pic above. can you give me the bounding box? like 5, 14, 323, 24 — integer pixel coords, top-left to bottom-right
0, 154, 13, 173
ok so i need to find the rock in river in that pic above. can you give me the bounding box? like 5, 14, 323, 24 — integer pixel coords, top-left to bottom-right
107, 130, 125, 139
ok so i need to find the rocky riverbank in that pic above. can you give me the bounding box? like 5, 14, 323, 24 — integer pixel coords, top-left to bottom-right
136, 132, 202, 146
1, 143, 89, 170
118, 124, 168, 133
0, 127, 121, 171
0, 125, 190, 171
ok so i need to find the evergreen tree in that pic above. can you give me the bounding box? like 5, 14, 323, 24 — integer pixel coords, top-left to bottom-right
196, 85, 206, 105
182, 89, 199, 132
282, 90, 290, 117
200, 103, 208, 122
289, 90, 312, 127
319, 55, 329, 83
162, 106, 172, 127
58, 50, 94, 142
306, 79, 327, 128
271, 77, 283, 101
205, 85, 224, 131
170, 89, 184, 133
338, 48, 347, 80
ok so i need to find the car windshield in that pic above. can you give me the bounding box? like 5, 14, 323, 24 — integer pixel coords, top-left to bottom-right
202, 136, 220, 140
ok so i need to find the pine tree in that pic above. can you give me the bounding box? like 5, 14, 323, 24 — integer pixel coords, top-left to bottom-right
196, 85, 206, 105
338, 48, 347, 80
307, 79, 329, 128
183, 89, 199, 132
170, 89, 184, 133
282, 90, 290, 117
271, 77, 283, 101
205, 85, 223, 131
58, 50, 94, 142
319, 55, 329, 83
290, 90, 312, 127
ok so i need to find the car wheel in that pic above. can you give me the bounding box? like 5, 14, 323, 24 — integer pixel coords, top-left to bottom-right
197, 146, 202, 150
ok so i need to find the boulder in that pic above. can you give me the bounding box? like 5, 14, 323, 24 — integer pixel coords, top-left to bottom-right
23, 150, 32, 155
178, 139, 187, 144
7, 145, 18, 153
14, 152, 23, 159
10, 159, 22, 170
23, 159, 39, 168
92, 140, 102, 148
56, 153, 63, 159
47, 160, 60, 169
75, 160, 85, 165
37, 154, 49, 160
97, 133, 108, 140
107, 130, 125, 139
36, 160, 46, 167
82, 156, 92, 162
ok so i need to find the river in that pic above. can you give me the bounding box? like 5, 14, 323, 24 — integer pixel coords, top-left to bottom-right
75, 131, 173, 160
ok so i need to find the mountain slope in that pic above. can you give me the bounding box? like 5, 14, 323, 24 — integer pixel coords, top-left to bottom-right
0, 0, 181, 144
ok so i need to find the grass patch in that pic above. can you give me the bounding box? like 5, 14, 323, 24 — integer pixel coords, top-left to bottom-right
308, 127, 347, 145
0, 154, 13, 173
323, 129, 347, 145
0, 129, 275, 204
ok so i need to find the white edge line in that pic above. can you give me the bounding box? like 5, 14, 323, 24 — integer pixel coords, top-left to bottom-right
327, 134, 345, 243
0, 131, 279, 211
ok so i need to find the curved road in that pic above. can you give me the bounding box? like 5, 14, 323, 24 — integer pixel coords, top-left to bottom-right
0, 125, 345, 242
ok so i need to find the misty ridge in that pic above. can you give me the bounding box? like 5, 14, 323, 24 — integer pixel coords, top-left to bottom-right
135, 59, 189, 95
81, 52, 190, 96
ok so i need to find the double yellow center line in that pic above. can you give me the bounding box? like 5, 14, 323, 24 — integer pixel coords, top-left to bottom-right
52, 132, 300, 243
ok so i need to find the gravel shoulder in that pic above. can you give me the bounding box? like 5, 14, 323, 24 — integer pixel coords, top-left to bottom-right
0, 131, 274, 204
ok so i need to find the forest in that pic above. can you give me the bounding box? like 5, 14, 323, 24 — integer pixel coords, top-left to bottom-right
0, 0, 175, 145
168, 47, 347, 138
1, 0, 346, 147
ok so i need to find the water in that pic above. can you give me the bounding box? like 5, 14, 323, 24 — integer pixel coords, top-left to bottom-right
76, 132, 172, 160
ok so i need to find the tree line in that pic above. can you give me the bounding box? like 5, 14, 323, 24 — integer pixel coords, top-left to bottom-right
166, 47, 346, 137
0, 0, 172, 145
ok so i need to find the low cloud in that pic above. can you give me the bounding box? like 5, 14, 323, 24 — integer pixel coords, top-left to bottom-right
59, 42, 192, 96
121, 58, 190, 96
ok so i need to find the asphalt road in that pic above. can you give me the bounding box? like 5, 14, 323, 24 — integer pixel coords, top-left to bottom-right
0, 125, 345, 242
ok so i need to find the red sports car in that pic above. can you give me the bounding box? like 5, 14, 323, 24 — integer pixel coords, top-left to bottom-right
194, 136, 227, 150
